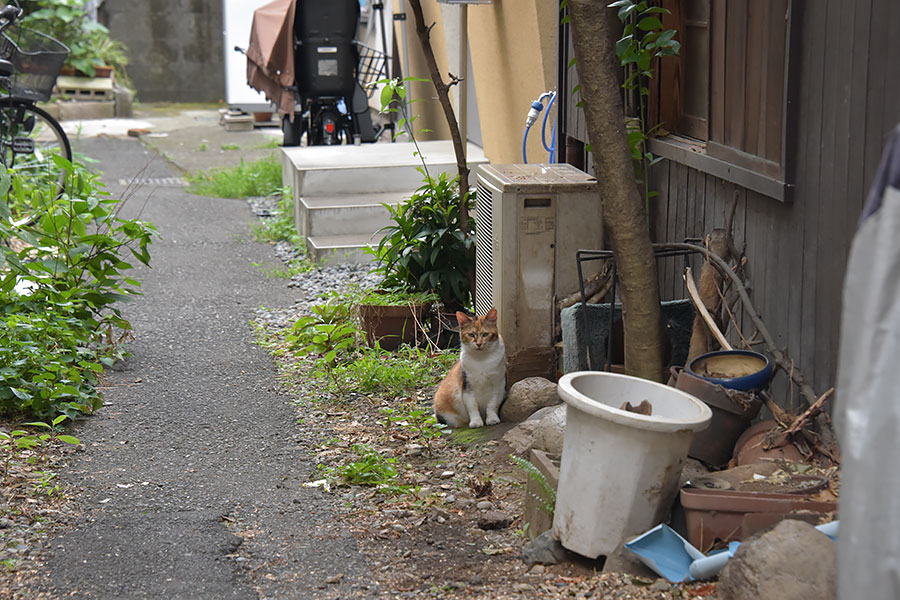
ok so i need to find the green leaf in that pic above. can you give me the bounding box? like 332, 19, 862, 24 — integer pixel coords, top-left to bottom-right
57, 435, 80, 445
638, 16, 664, 31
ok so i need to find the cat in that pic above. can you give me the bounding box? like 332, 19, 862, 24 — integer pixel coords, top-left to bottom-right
433, 308, 507, 428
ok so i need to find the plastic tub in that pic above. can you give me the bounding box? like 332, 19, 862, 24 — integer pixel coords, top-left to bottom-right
553, 371, 712, 558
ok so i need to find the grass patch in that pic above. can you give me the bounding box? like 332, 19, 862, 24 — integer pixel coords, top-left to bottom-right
186, 154, 282, 198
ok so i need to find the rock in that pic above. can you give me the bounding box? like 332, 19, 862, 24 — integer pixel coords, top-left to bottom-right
501, 377, 560, 422
533, 404, 566, 454
527, 404, 561, 422
456, 498, 474, 508
477, 510, 513, 530
650, 579, 671, 592
718, 519, 836, 600
522, 530, 569, 566
476, 500, 495, 511
513, 583, 535, 593
325, 574, 344, 584
405, 444, 424, 456
444, 494, 456, 504
604, 542, 658, 578
0, 518, 13, 529
439, 470, 455, 479
502, 420, 540, 455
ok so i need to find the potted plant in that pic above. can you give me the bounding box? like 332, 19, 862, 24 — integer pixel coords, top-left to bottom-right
22, 0, 130, 84
370, 170, 475, 313
354, 288, 437, 351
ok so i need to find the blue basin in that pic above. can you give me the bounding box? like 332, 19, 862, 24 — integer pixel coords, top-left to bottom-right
686, 350, 774, 392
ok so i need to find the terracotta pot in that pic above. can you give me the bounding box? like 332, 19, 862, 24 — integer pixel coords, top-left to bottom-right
357, 303, 427, 350
680, 486, 837, 551
674, 369, 761, 467
732, 419, 806, 465
60, 65, 112, 78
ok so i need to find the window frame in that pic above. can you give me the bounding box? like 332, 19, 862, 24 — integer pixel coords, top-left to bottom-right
647, 0, 799, 202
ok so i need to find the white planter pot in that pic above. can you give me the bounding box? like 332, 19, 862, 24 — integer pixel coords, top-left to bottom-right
552, 371, 711, 558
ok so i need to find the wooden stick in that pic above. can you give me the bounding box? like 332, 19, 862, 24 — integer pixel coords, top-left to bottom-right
657, 242, 835, 446
785, 388, 834, 436
684, 266, 732, 351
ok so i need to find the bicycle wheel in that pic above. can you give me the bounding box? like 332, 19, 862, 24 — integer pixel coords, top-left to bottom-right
0, 100, 71, 200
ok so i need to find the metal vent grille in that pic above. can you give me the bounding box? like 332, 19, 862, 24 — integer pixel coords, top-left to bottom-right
474, 181, 494, 317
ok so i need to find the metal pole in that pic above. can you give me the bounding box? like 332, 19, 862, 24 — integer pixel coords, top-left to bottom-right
458, 4, 468, 147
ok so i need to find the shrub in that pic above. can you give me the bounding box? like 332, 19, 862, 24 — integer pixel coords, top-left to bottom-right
0, 159, 155, 418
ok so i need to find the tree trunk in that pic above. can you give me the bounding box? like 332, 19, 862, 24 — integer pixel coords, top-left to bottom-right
568, 0, 665, 381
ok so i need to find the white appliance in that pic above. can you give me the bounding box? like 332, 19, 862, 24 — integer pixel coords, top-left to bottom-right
474, 163, 603, 365
224, 0, 276, 113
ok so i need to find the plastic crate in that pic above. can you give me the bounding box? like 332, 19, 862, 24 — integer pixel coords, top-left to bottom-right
1, 26, 68, 102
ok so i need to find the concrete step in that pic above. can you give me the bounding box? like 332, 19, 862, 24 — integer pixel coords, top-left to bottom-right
282, 140, 488, 196
307, 233, 379, 266
284, 139, 489, 267
296, 191, 410, 238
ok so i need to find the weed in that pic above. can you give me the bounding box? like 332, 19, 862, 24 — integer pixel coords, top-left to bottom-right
197, 142, 207, 152
220, 143, 240, 151
510, 454, 556, 516
319, 443, 413, 497
186, 154, 282, 198
379, 398, 448, 454
254, 138, 282, 150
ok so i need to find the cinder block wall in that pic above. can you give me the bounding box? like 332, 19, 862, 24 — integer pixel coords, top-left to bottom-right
100, 0, 225, 103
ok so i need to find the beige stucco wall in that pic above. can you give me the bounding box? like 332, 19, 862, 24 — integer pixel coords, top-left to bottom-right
469, 0, 557, 164
394, 0, 557, 164
392, 2, 452, 142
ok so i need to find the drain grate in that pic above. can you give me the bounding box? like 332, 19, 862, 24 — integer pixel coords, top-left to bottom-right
117, 177, 186, 187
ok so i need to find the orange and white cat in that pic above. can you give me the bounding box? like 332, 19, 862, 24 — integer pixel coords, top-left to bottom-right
433, 308, 507, 428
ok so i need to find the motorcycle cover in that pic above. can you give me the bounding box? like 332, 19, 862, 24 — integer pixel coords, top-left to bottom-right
246, 0, 296, 118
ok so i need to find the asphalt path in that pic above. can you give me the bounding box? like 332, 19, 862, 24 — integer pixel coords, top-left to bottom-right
40, 137, 370, 599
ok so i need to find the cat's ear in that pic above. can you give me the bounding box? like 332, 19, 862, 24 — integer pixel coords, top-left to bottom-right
485, 308, 498, 323
456, 311, 471, 325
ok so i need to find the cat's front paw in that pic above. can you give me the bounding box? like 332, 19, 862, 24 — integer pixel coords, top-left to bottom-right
468, 417, 484, 428
485, 413, 500, 426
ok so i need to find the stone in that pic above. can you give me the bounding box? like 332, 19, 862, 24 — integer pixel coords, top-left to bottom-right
527, 404, 561, 422
501, 377, 561, 422
439, 470, 455, 479
718, 519, 836, 600
650, 579, 671, 592
476, 500, 495, 511
522, 530, 569, 566
477, 510, 513, 530
501, 420, 540, 455
604, 542, 658, 578
533, 404, 566, 455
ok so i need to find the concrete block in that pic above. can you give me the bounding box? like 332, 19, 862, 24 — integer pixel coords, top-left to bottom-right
55, 100, 116, 121
55, 75, 114, 100
114, 86, 133, 118
560, 300, 695, 374
523, 449, 560, 540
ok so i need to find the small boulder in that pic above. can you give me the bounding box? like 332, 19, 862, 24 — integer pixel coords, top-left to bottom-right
501, 420, 540, 455
718, 519, 836, 600
533, 404, 566, 455
522, 530, 569, 566
500, 377, 560, 422
477, 510, 513, 530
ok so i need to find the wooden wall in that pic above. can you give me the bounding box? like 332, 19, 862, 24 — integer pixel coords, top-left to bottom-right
559, 0, 900, 404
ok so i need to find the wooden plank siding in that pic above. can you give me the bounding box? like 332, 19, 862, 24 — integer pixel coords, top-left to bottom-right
558, 0, 900, 401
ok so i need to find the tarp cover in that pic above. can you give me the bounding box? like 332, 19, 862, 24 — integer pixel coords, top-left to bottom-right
836, 123, 900, 600
246, 0, 296, 118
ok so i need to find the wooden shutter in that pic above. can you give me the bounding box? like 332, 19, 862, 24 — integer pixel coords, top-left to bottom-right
708, 0, 788, 178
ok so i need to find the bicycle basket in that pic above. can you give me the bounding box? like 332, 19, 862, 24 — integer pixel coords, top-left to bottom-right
355, 42, 387, 98
1, 26, 69, 103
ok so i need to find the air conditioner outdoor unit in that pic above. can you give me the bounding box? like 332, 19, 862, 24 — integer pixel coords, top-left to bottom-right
474, 163, 603, 382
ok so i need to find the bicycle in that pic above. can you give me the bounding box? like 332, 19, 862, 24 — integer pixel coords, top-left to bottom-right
0, 1, 71, 224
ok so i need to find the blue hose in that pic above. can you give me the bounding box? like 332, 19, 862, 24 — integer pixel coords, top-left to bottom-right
541, 92, 557, 154
522, 125, 532, 163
